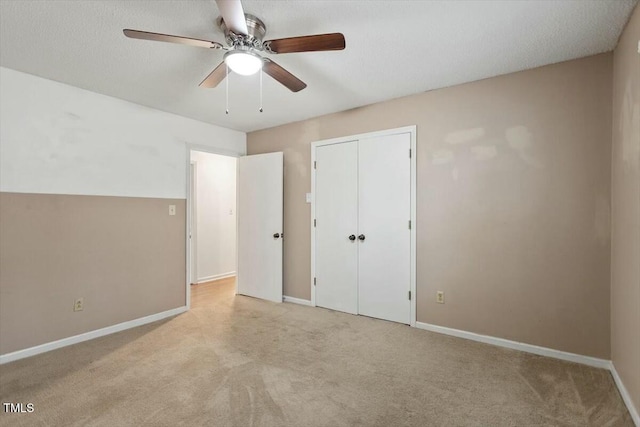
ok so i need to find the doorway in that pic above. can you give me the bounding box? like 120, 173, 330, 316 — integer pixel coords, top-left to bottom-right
188, 150, 238, 300
186, 148, 284, 309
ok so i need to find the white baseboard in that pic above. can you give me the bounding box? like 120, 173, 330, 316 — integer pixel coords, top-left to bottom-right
414, 322, 610, 369
197, 272, 235, 283
609, 362, 640, 426
0, 306, 187, 365
283, 295, 313, 306
415, 322, 639, 423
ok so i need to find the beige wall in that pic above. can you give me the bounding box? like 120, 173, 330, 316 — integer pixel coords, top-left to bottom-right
0, 193, 186, 354
248, 53, 613, 359
611, 4, 640, 414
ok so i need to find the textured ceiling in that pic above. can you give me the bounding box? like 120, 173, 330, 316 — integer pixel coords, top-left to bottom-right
0, 0, 637, 132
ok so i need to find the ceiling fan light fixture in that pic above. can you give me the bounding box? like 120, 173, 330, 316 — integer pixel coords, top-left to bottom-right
224, 50, 263, 76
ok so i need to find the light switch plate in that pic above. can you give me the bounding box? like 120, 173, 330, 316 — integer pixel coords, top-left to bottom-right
306, 193, 312, 203
169, 205, 176, 216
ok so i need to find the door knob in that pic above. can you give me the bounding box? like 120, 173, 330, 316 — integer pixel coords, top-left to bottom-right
273, 233, 280, 238
348, 234, 356, 241
358, 234, 365, 241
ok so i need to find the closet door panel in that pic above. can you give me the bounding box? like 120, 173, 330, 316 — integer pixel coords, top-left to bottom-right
357, 133, 411, 324
315, 141, 358, 314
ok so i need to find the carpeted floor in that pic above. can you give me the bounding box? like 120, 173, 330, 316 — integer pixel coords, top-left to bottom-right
0, 278, 633, 426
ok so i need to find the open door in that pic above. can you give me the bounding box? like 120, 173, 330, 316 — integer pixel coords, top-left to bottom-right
237, 152, 283, 303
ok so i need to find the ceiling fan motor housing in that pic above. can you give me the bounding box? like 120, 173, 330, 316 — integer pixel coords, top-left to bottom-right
217, 14, 266, 51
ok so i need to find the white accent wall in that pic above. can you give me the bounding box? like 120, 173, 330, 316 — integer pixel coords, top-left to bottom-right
0, 67, 246, 197
191, 151, 237, 282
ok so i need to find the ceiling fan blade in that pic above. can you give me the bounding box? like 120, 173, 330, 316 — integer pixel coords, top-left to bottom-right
123, 29, 223, 49
262, 59, 307, 92
264, 33, 345, 54
199, 62, 229, 88
215, 0, 248, 35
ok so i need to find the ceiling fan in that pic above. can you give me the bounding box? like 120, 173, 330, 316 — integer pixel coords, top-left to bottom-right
123, 0, 345, 92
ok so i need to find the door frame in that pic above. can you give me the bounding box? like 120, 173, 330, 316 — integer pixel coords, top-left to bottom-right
310, 125, 417, 326
185, 144, 241, 310
189, 161, 198, 286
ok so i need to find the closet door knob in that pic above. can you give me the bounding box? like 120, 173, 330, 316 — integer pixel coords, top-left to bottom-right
358, 234, 366, 241
348, 234, 356, 241
273, 233, 280, 238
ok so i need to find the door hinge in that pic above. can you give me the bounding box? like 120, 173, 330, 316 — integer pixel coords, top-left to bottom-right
409, 149, 412, 158
408, 220, 411, 230
314, 161, 317, 169
408, 290, 412, 300
314, 277, 316, 286
314, 219, 317, 227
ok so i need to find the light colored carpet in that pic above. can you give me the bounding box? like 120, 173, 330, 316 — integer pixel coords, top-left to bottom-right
0, 278, 633, 426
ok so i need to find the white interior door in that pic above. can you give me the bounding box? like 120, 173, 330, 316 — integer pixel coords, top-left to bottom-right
315, 141, 358, 314
357, 133, 411, 324
237, 152, 283, 303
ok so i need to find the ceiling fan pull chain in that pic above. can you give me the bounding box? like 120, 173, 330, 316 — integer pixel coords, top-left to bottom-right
225, 64, 229, 115
259, 69, 263, 113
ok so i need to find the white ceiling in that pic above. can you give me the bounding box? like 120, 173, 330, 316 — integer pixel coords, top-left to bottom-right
0, 0, 637, 132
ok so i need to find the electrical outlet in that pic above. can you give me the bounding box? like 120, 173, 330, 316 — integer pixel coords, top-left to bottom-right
74, 298, 84, 312
436, 291, 445, 304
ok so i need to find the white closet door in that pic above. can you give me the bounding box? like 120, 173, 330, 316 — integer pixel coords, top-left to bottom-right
357, 133, 411, 324
315, 141, 358, 314
237, 152, 283, 303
